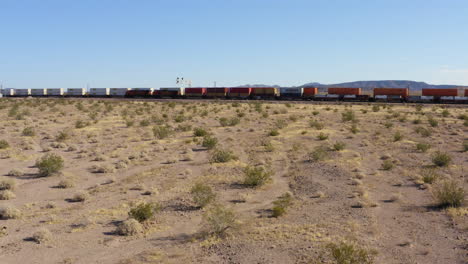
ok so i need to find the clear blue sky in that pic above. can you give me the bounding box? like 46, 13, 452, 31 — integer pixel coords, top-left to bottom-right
1, 0, 468, 88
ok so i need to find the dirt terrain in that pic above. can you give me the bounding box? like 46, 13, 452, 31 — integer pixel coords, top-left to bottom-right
0, 98, 466, 264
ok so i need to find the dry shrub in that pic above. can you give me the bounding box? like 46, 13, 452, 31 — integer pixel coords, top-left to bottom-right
202, 204, 237, 237
0, 178, 16, 190
57, 178, 75, 189
116, 219, 144, 236
35, 153, 64, 177
7, 169, 23, 177
0, 206, 21, 219
70, 191, 89, 202
31, 228, 52, 244
191, 182, 216, 208
326, 241, 377, 264
433, 180, 465, 208
0, 190, 16, 200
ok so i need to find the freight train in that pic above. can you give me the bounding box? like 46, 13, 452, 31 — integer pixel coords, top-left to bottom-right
1, 87, 467, 104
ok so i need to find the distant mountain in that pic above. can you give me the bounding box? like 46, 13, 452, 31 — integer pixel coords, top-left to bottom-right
300, 80, 466, 91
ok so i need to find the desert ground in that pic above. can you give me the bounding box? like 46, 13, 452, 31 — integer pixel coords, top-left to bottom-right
0, 98, 466, 264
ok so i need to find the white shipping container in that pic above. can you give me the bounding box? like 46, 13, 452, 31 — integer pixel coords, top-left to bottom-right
31, 89, 47, 96
67, 88, 86, 96
110, 88, 131, 96
47, 88, 64, 96
89, 88, 110, 96
15, 89, 31, 96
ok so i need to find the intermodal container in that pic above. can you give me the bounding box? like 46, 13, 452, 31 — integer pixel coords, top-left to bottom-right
67, 88, 86, 96
185, 88, 206, 97
125, 89, 152, 97
159, 87, 184, 97
251, 87, 278, 97
422, 88, 458, 97
206, 87, 228, 97
229, 87, 252, 98
465, 89, 468, 97
89, 88, 110, 97
15, 89, 31, 96
373, 88, 409, 97
46, 88, 64, 96
303, 87, 318, 97
2, 88, 15, 96
280, 87, 303, 97
110, 88, 131, 97
328, 87, 361, 95
31, 89, 47, 96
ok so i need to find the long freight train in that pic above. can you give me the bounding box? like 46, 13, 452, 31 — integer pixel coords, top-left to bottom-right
1, 87, 467, 104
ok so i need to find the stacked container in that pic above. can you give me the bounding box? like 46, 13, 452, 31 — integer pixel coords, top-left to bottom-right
303, 87, 318, 99
158, 87, 184, 97
89, 88, 110, 97
185, 88, 206, 97
328, 87, 361, 95
251, 87, 278, 99
373, 88, 409, 99
67, 88, 86, 96
228, 87, 252, 98
280, 87, 303, 98
422, 89, 458, 97
126, 88, 153, 97
206, 87, 228, 98
110, 88, 131, 97
47, 88, 64, 96
14, 89, 31, 97
31, 89, 47, 96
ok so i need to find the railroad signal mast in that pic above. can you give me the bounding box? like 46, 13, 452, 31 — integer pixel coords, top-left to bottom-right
176, 77, 191, 88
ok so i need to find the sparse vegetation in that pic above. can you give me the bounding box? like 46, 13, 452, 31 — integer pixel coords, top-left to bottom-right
191, 182, 217, 208
431, 151, 452, 167
243, 166, 272, 187
326, 241, 377, 264
272, 192, 293, 217
152, 125, 171, 139
0, 140, 10, 149
202, 204, 237, 236
210, 149, 237, 163
333, 141, 346, 151
202, 136, 218, 150
308, 145, 330, 162
116, 219, 143, 236
433, 180, 465, 208
416, 142, 431, 152
129, 202, 161, 222
35, 153, 64, 177
382, 160, 394, 171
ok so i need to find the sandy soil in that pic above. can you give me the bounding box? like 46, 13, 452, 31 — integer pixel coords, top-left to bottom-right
0, 98, 466, 264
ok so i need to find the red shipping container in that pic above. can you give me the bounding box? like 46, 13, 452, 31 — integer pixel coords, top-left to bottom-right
126, 90, 152, 97
303, 87, 318, 96
229, 87, 252, 97
422, 88, 458, 97
206, 87, 228, 97
328, 87, 361, 95
185, 88, 206, 96
465, 89, 468, 97
373, 88, 409, 97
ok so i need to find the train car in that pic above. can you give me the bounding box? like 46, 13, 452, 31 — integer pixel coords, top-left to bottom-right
206, 87, 228, 98
302, 87, 318, 99
228, 87, 252, 99
67, 88, 86, 97
31, 88, 47, 97
422, 88, 458, 103
110, 88, 131, 97
125, 88, 153, 98
14, 89, 31, 97
279, 87, 303, 99
327, 87, 368, 101
89, 88, 110, 97
185, 87, 206, 98
250, 87, 278, 99
2, 88, 15, 97
158, 87, 184, 98
47, 88, 64, 97
373, 88, 409, 102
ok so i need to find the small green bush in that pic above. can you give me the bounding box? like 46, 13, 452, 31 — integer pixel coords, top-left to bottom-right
428, 117, 438, 127
153, 126, 171, 139
420, 168, 439, 184
22, 127, 36, 136
202, 136, 218, 150
431, 151, 452, 167
433, 180, 465, 208
415, 142, 431, 153
393, 131, 403, 142
56, 130, 71, 142
202, 204, 236, 236
191, 182, 216, 208
193, 127, 208, 137
308, 146, 329, 162
0, 140, 10, 149
35, 153, 64, 177
317, 132, 329, 141
342, 110, 357, 122
372, 105, 380, 112
269, 129, 279, 136
272, 192, 293, 217
309, 120, 324, 130
219, 117, 240, 127
243, 166, 272, 187
327, 241, 377, 264
333, 142, 346, 151
129, 202, 161, 222
382, 160, 394, 171
415, 127, 432, 137
210, 149, 237, 163
463, 140, 468, 152
75, 120, 89, 129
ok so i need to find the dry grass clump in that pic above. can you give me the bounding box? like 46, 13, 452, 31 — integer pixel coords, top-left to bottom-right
191, 182, 217, 208
22, 127, 36, 136
202, 204, 237, 237
0, 190, 16, 200
0, 206, 21, 219
431, 151, 452, 167
326, 241, 377, 264
7, 169, 23, 177
416, 142, 431, 153
432, 180, 465, 208
202, 136, 218, 150
308, 145, 330, 162
210, 149, 237, 163
243, 166, 272, 187
271, 192, 293, 217
333, 141, 346, 151
0, 178, 16, 190
381, 160, 395, 171
57, 177, 75, 189
91, 165, 116, 173
70, 191, 89, 202
116, 219, 144, 236
31, 228, 52, 244
420, 168, 440, 184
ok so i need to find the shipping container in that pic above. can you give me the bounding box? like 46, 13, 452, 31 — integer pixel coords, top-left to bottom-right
110, 88, 131, 97
228, 87, 252, 98
251, 87, 278, 98
422, 88, 458, 97
46, 88, 64, 96
158, 87, 184, 97
15, 89, 31, 96
303, 87, 318, 98
2, 88, 15, 97
89, 88, 110, 97
280, 87, 303, 98
373, 88, 409, 98
328, 87, 361, 95
185, 88, 206, 97
465, 89, 468, 97
31, 88, 47, 96
206, 87, 228, 98
67, 88, 86, 96
125, 89, 153, 97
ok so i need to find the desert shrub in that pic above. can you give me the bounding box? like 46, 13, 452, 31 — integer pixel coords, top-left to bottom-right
333, 142, 346, 151
309, 120, 324, 130
210, 149, 237, 163
139, 119, 150, 127
412, 118, 422, 124
191, 182, 216, 208
384, 122, 393, 128
317, 132, 329, 141
125, 120, 134, 127
0, 178, 16, 190
393, 131, 403, 142
56, 129, 71, 142
152, 126, 171, 139
382, 160, 394, 171
57, 178, 75, 189
116, 219, 143, 236
416, 142, 431, 152
0, 190, 16, 200
327, 241, 377, 264
31, 228, 52, 244
0, 206, 21, 219
420, 168, 439, 184
70, 191, 89, 202
0, 140, 10, 149
202, 136, 218, 150
308, 146, 330, 162
372, 105, 380, 112
342, 110, 357, 122
35, 153, 64, 177
75, 120, 89, 129
272, 192, 293, 217
428, 117, 438, 127
349, 124, 359, 134
193, 127, 208, 137
202, 204, 237, 236
268, 129, 279, 136
275, 119, 288, 129
414, 127, 432, 137
219, 117, 240, 127
441, 109, 450, 117
129, 202, 161, 222
22, 127, 36, 136
433, 180, 465, 207
243, 166, 272, 187
463, 140, 468, 152
312, 110, 320, 116
262, 140, 275, 152
431, 151, 452, 167
7, 169, 23, 177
